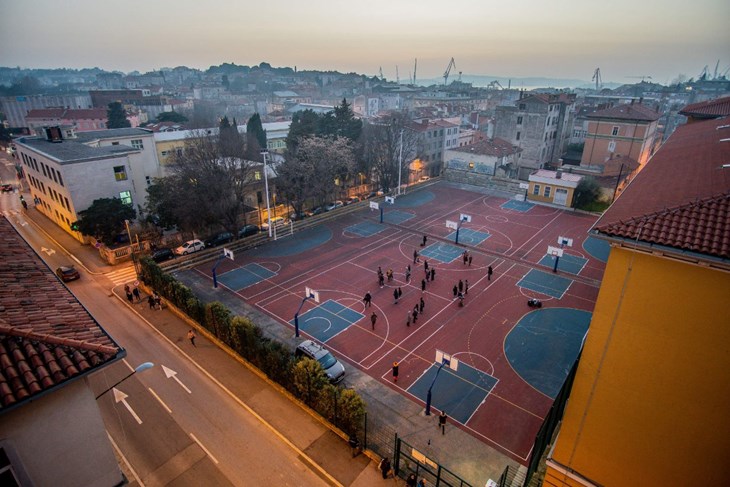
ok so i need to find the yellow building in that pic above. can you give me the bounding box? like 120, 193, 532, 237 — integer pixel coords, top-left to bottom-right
527, 169, 582, 207
544, 117, 730, 486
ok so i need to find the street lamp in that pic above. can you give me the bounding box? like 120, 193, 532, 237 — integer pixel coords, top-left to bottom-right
261, 150, 272, 238
398, 129, 404, 195
95, 362, 154, 399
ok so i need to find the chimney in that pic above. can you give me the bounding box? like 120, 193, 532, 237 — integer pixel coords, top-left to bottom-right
631, 99, 635, 105
556, 170, 562, 179
639, 97, 644, 105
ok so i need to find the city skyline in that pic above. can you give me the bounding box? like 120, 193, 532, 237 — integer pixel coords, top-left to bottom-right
1, 0, 729, 85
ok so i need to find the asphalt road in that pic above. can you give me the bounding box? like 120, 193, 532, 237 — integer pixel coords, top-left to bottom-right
1, 158, 330, 486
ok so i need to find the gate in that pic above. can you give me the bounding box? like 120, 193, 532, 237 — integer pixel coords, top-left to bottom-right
393, 436, 472, 487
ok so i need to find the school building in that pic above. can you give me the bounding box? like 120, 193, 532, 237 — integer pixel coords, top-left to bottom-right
526, 169, 582, 207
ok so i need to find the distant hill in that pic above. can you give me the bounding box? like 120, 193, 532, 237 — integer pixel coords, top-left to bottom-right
414, 74, 621, 90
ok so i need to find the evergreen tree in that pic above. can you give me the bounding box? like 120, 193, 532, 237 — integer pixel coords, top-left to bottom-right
107, 102, 131, 128
285, 109, 321, 153
74, 197, 136, 246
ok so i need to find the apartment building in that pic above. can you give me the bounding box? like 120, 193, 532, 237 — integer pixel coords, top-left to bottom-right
409, 118, 460, 178
0, 94, 93, 129
14, 127, 161, 242
25, 107, 109, 133
494, 93, 576, 179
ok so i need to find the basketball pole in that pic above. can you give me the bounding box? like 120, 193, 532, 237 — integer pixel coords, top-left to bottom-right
294, 293, 315, 337
425, 361, 447, 416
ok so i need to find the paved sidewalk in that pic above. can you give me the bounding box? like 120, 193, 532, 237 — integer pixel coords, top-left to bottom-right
23, 205, 519, 486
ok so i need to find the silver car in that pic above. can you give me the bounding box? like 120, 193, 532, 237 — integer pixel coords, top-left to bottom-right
295, 340, 346, 383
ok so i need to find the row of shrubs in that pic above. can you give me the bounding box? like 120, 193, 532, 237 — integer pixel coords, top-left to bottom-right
139, 257, 366, 440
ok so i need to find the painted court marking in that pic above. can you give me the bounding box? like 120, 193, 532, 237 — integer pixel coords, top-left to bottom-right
517, 269, 573, 299
446, 228, 491, 246
501, 200, 534, 212
420, 242, 464, 263
345, 221, 384, 237
290, 299, 364, 342
537, 252, 588, 275
218, 263, 276, 291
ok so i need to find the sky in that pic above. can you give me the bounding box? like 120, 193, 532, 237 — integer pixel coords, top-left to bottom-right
1, 0, 729, 85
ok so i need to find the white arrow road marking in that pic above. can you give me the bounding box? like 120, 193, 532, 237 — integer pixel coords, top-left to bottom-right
41, 247, 56, 256
162, 365, 191, 394
113, 388, 143, 424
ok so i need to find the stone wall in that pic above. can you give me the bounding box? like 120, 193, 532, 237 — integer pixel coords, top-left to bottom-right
443, 168, 523, 194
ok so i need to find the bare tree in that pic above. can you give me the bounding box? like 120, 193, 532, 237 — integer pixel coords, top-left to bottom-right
361, 112, 418, 192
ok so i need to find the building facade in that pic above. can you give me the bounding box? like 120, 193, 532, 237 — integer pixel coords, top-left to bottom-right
0, 94, 93, 129
25, 107, 109, 133
544, 117, 730, 486
410, 118, 460, 178
526, 169, 582, 207
15, 128, 161, 242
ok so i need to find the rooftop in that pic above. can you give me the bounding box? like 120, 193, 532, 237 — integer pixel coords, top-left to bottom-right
593, 117, 730, 261
0, 217, 123, 412
449, 137, 522, 157
16, 136, 137, 164
679, 96, 730, 120
586, 102, 661, 122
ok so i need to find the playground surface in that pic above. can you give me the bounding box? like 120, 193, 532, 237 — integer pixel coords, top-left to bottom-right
188, 181, 607, 464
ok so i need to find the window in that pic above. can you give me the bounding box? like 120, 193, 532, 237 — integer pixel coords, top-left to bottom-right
608, 141, 616, 152
611, 126, 619, 136
111, 141, 120, 146
41, 163, 48, 178
145, 176, 151, 185
51, 167, 58, 183
516, 131, 521, 141
161, 150, 169, 156
519, 103, 526, 110
57, 171, 64, 186
131, 139, 144, 149
533, 184, 540, 195
64, 196, 70, 209
119, 190, 132, 205
254, 170, 261, 180
544, 186, 551, 198
114, 166, 127, 181
517, 116, 523, 125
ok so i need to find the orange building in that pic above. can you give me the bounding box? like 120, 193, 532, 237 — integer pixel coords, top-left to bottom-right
544, 116, 730, 486
580, 102, 660, 167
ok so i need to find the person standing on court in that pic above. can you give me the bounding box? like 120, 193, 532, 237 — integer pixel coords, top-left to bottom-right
424, 259, 429, 272
370, 312, 378, 330
421, 278, 426, 292
453, 284, 458, 297
413, 249, 419, 263
458, 279, 464, 293
468, 255, 473, 266
438, 410, 447, 434
421, 235, 427, 247
392, 361, 399, 382
430, 267, 435, 281
406, 311, 411, 327
488, 265, 493, 280
132, 286, 141, 302
393, 288, 399, 304
419, 296, 425, 313
363, 291, 372, 307
412, 307, 419, 324
405, 265, 411, 282
465, 279, 469, 295
398, 287, 403, 299
425, 269, 430, 282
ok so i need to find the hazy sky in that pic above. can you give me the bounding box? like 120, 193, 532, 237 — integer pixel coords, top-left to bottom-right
1, 0, 728, 84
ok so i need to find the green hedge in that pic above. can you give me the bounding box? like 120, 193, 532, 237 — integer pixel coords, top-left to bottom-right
140, 257, 366, 439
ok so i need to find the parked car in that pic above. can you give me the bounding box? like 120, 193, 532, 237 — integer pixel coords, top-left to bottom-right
311, 206, 327, 215
173, 239, 205, 255
56, 265, 80, 282
204, 231, 233, 248
238, 224, 260, 238
1, 184, 13, 193
346, 196, 360, 205
324, 201, 343, 211
419, 175, 431, 182
295, 340, 346, 384
260, 216, 286, 231
150, 248, 175, 263
289, 211, 308, 221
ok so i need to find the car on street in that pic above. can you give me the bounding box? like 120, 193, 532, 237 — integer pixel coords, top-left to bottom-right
238, 224, 260, 238
295, 340, 346, 384
150, 248, 175, 263
173, 239, 205, 255
311, 206, 327, 215
419, 175, 431, 182
56, 265, 80, 282
289, 211, 307, 221
345, 196, 360, 205
1, 184, 13, 193
204, 231, 234, 248
324, 201, 343, 211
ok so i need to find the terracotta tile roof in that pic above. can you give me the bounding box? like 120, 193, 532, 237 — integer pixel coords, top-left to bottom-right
0, 217, 123, 411
26, 108, 65, 119
679, 96, 730, 119
593, 117, 730, 260
587, 103, 661, 122
450, 137, 522, 157
594, 194, 730, 259
26, 108, 107, 120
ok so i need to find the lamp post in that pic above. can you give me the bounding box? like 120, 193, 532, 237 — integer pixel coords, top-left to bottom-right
125, 219, 138, 277
398, 129, 404, 195
95, 362, 154, 400
261, 150, 272, 237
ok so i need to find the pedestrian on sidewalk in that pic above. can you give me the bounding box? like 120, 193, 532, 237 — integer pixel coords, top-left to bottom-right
488, 265, 493, 280
132, 286, 141, 302
453, 284, 458, 298
154, 292, 162, 310
465, 279, 469, 295
430, 267, 435, 281
363, 291, 372, 307
370, 312, 378, 330
407, 473, 417, 487
125, 285, 134, 303
147, 295, 155, 310
418, 478, 426, 487
379, 457, 391, 479
393, 288, 399, 304
439, 410, 447, 435
187, 329, 197, 347
392, 361, 399, 382
419, 296, 425, 313
421, 278, 426, 292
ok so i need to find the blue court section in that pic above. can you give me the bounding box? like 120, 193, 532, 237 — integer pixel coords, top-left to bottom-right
408, 361, 498, 425
248, 226, 332, 258
420, 242, 463, 264
345, 221, 384, 237
504, 308, 591, 398
218, 263, 276, 291
392, 191, 435, 208
518, 269, 573, 299
290, 300, 364, 343
446, 228, 491, 246
537, 253, 587, 275
583, 236, 610, 263
501, 200, 534, 212
384, 209, 415, 225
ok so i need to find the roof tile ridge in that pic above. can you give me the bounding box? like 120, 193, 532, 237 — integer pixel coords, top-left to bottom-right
0, 324, 118, 356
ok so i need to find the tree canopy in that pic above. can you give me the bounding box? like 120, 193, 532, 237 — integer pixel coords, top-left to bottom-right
74, 197, 136, 246
107, 102, 131, 129
573, 177, 602, 209
246, 113, 267, 161
155, 111, 188, 124
361, 113, 418, 192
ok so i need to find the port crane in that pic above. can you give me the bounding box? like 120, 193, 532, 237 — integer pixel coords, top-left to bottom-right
443, 57, 456, 85
592, 68, 602, 91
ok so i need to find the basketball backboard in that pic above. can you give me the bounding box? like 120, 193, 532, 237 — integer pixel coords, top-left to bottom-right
435, 350, 459, 371
305, 286, 321, 303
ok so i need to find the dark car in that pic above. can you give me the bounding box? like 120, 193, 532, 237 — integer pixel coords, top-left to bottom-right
1, 184, 13, 193
238, 224, 259, 238
289, 211, 308, 221
56, 266, 80, 282
311, 206, 327, 215
150, 248, 175, 263
204, 231, 233, 248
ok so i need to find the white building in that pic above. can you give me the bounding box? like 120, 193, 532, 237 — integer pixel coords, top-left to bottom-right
15, 127, 161, 242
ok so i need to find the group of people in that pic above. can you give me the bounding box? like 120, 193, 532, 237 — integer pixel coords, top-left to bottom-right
451, 279, 469, 306
462, 249, 472, 266
124, 284, 141, 303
